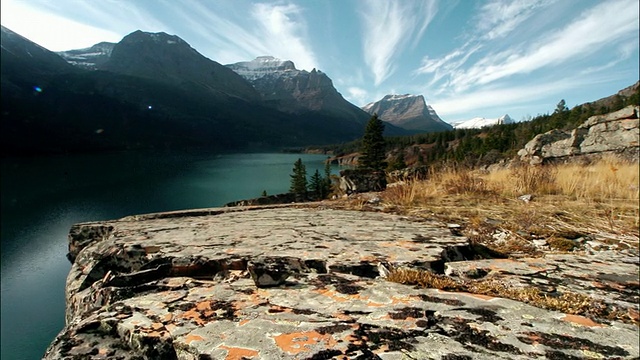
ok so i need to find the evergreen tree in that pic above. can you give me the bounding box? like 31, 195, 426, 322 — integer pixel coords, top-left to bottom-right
323, 159, 333, 197
289, 158, 307, 197
359, 114, 386, 171
308, 169, 324, 199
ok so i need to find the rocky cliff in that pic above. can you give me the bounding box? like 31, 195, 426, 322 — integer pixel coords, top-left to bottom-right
518, 105, 639, 165
44, 204, 639, 359
362, 94, 452, 132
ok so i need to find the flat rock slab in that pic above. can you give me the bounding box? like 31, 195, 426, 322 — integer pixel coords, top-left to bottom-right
44, 206, 639, 359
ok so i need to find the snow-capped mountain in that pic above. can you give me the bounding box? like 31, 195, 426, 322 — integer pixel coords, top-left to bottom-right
226, 56, 297, 81
453, 114, 514, 129
57, 42, 115, 70
362, 94, 452, 132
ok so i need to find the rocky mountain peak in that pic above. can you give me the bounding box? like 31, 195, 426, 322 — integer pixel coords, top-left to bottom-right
362, 94, 452, 133
120, 30, 188, 47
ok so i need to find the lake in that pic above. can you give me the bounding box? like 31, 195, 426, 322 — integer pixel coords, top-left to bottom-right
0, 151, 334, 360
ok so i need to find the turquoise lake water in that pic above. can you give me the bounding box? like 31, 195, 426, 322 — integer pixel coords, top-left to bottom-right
0, 151, 333, 359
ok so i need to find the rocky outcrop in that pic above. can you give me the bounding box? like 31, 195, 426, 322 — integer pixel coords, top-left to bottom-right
339, 169, 387, 194
44, 205, 639, 359
518, 105, 639, 164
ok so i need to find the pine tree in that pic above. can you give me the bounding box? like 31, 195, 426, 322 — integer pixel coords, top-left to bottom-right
308, 169, 324, 199
323, 159, 333, 198
359, 114, 386, 171
289, 158, 307, 197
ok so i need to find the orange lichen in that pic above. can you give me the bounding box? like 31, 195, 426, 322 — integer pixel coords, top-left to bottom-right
273, 331, 337, 355
560, 314, 605, 328
184, 334, 205, 344
180, 309, 206, 326
218, 345, 259, 360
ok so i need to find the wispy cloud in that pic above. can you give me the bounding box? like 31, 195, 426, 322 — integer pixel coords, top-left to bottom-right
416, 0, 552, 86
360, 0, 437, 86
475, 0, 555, 41
417, 0, 638, 120
452, 0, 638, 92
251, 3, 318, 71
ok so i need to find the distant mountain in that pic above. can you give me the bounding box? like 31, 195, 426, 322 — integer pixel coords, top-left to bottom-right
453, 114, 514, 129
227, 56, 409, 136
56, 42, 115, 70
100, 31, 259, 102
362, 94, 452, 133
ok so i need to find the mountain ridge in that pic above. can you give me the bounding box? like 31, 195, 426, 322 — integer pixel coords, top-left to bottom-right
1, 28, 381, 154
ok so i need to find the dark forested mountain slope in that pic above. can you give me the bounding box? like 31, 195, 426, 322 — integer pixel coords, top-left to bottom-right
1, 29, 390, 155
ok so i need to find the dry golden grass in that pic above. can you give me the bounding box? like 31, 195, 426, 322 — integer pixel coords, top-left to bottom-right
378, 158, 639, 255
387, 268, 634, 324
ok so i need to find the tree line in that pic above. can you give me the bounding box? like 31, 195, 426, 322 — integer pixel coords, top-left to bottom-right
316, 86, 639, 169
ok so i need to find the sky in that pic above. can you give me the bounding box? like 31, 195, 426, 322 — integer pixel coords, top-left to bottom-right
1, 0, 638, 124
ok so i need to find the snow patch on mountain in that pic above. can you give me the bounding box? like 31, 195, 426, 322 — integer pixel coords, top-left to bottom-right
227, 56, 299, 81
453, 114, 514, 129
57, 42, 115, 70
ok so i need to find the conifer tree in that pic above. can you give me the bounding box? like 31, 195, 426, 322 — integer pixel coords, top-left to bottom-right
308, 169, 324, 199
289, 158, 307, 197
359, 113, 386, 171
323, 159, 333, 197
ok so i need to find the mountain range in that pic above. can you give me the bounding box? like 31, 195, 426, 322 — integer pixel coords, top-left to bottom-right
1, 27, 424, 156
452, 114, 514, 129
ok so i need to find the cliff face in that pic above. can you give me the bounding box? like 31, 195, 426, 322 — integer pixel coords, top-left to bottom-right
518, 105, 639, 164
44, 205, 639, 359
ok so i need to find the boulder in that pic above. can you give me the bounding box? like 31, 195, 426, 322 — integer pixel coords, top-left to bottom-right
518, 105, 639, 164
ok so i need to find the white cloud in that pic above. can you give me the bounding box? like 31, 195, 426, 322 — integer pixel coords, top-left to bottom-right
0, 0, 122, 50
251, 3, 318, 71
346, 87, 369, 106
430, 80, 576, 118
360, 0, 437, 86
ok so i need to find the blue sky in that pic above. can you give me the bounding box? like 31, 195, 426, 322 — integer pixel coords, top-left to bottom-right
1, 0, 638, 124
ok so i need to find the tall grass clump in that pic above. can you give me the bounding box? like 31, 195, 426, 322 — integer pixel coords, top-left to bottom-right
554, 156, 639, 202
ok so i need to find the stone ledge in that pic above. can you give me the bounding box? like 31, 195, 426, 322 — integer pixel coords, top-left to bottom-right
45, 206, 639, 359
